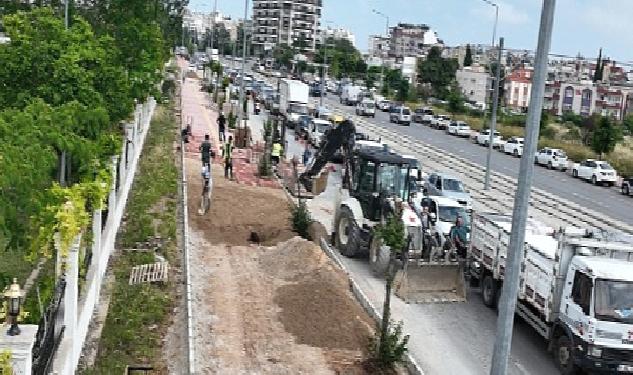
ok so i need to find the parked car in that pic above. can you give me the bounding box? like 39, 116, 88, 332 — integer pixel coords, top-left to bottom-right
476, 129, 503, 148
502, 137, 524, 157
413, 107, 434, 123
355, 100, 376, 117
424, 173, 473, 211
572, 159, 617, 186
446, 121, 460, 135
430, 115, 451, 130
534, 148, 568, 171
389, 106, 412, 125
456, 123, 471, 137
621, 177, 633, 196
376, 100, 391, 112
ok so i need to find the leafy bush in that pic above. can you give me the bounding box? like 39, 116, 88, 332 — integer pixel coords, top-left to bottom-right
290, 200, 312, 239
538, 139, 595, 162
607, 155, 633, 178
228, 111, 237, 129
369, 320, 410, 368
375, 213, 406, 253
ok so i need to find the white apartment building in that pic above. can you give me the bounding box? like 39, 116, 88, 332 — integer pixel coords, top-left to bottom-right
252, 0, 322, 54
320, 27, 355, 46
368, 35, 390, 58
455, 66, 492, 108
504, 67, 533, 112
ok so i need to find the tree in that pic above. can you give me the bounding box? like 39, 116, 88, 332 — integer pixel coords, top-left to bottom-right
623, 114, 633, 135
591, 116, 622, 158
314, 37, 365, 79
448, 90, 465, 114
463, 44, 473, 67
593, 48, 603, 82
417, 46, 459, 99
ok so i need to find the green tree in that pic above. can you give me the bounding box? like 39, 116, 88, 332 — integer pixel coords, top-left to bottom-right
593, 48, 603, 82
623, 114, 633, 135
448, 90, 465, 114
591, 116, 622, 158
463, 44, 473, 67
314, 37, 365, 79
417, 46, 459, 99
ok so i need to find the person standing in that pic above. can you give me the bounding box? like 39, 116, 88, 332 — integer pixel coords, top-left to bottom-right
217, 112, 226, 142
222, 136, 234, 179
302, 143, 312, 166
271, 140, 282, 166
199, 134, 214, 168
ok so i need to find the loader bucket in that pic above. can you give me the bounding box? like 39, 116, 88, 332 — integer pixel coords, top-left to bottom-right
394, 262, 467, 303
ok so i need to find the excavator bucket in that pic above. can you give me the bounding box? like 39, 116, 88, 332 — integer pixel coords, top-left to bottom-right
394, 261, 467, 303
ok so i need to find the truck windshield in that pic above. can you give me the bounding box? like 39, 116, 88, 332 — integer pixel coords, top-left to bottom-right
289, 103, 308, 114
438, 206, 470, 226
595, 279, 633, 323
443, 178, 466, 192
378, 164, 409, 201
402, 109, 411, 115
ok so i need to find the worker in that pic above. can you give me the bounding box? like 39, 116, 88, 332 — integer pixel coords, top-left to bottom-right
217, 112, 226, 142
199, 134, 214, 168
222, 136, 234, 179
449, 216, 470, 259
271, 140, 283, 166
302, 143, 312, 166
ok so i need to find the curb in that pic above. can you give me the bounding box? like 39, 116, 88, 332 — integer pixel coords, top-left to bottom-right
319, 239, 425, 375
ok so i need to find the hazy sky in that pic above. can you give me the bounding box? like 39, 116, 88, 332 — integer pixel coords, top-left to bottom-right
189, 0, 633, 64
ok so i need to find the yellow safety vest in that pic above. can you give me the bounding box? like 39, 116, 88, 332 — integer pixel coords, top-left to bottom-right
271, 143, 282, 157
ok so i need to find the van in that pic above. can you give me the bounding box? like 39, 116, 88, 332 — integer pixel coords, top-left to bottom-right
389, 106, 412, 126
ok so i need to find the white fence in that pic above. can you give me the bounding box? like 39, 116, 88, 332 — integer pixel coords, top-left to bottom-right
51, 98, 157, 374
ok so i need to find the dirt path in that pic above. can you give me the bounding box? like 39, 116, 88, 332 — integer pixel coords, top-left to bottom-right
186, 159, 376, 374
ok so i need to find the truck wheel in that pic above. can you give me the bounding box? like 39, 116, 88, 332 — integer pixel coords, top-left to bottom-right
335, 207, 359, 258
369, 236, 390, 276
572, 170, 578, 178
554, 335, 579, 375
622, 185, 630, 195
513, 150, 518, 157
481, 274, 498, 308
592, 175, 598, 185
548, 161, 553, 170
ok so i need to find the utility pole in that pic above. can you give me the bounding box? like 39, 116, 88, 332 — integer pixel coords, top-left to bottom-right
484, 37, 503, 190
372, 9, 389, 94
481, 0, 498, 190
489, 1, 556, 374
238, 0, 249, 131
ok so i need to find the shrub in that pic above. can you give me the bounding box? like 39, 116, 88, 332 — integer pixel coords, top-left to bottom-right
607, 155, 633, 178
538, 139, 595, 162
375, 212, 406, 252
290, 200, 312, 239
369, 320, 410, 368
228, 111, 237, 129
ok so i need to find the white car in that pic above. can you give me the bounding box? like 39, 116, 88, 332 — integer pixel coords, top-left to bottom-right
476, 129, 503, 148
389, 106, 412, 125
572, 159, 618, 186
431, 115, 451, 130
503, 137, 524, 157
355, 100, 376, 117
411, 195, 471, 248
309, 119, 332, 147
534, 148, 568, 171
456, 123, 471, 137
446, 121, 459, 135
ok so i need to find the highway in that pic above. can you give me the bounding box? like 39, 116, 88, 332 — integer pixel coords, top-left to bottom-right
322, 96, 633, 226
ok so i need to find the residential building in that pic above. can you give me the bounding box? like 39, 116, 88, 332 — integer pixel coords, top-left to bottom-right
455, 65, 492, 108
251, 0, 322, 54
320, 26, 355, 46
504, 67, 533, 112
443, 44, 495, 68
388, 23, 442, 58
368, 35, 390, 58
544, 81, 633, 121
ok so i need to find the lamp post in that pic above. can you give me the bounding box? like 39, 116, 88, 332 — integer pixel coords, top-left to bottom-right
372, 9, 389, 94
482, 0, 500, 190
238, 0, 249, 134
3, 278, 24, 336
320, 20, 335, 108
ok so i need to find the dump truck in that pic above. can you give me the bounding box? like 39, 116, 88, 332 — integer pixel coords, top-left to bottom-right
469, 212, 633, 374
300, 120, 466, 303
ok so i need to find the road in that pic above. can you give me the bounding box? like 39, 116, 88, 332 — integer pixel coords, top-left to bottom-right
322, 96, 633, 226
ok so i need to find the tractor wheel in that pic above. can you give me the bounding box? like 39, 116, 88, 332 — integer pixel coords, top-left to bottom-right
335, 207, 360, 257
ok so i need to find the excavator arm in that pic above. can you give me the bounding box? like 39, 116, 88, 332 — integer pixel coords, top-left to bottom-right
299, 119, 356, 190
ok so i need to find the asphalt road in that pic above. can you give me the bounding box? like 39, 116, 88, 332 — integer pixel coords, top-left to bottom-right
322, 96, 633, 226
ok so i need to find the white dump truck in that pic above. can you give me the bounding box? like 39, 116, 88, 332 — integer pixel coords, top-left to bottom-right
468, 212, 633, 374
279, 79, 309, 127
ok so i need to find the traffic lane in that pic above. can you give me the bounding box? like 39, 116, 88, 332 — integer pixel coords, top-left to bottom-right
340, 256, 558, 375
325, 97, 633, 225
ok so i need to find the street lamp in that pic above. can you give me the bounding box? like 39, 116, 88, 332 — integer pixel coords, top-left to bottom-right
320, 20, 335, 108
372, 9, 390, 93
238, 0, 249, 139
3, 278, 24, 336
482, 0, 500, 190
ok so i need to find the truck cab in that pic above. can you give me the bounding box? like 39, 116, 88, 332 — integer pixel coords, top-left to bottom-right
355, 100, 376, 117
556, 255, 633, 374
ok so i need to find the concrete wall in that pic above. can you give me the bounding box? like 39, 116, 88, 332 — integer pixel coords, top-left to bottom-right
52, 98, 157, 375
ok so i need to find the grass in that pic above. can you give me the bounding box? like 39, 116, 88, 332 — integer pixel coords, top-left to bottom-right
83, 103, 179, 374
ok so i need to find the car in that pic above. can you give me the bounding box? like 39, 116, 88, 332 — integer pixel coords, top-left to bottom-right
621, 177, 633, 196
503, 137, 524, 157
476, 129, 503, 148
534, 148, 568, 171
456, 123, 471, 137
424, 173, 473, 211
413, 107, 434, 123
411, 195, 471, 248
377, 100, 391, 112
446, 121, 460, 135
572, 159, 618, 186
389, 106, 412, 125
309, 119, 333, 147
430, 115, 451, 130
355, 100, 376, 117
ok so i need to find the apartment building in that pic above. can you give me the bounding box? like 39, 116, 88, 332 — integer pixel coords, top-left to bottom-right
544, 81, 633, 121
388, 23, 442, 58
504, 67, 533, 112
320, 27, 355, 47
455, 66, 492, 108
251, 0, 322, 54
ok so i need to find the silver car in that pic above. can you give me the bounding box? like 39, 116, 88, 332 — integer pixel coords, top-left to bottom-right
424, 173, 473, 211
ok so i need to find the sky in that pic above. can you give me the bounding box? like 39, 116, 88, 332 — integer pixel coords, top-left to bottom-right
189, 0, 633, 64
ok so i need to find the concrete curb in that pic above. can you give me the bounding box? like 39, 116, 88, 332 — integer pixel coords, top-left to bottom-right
319, 239, 425, 375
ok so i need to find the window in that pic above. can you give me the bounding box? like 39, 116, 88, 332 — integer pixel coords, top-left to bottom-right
571, 271, 592, 315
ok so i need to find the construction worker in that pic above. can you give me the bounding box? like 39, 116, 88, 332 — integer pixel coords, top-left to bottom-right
449, 216, 470, 259
222, 136, 234, 179
199, 134, 214, 168
271, 140, 282, 166
217, 112, 226, 142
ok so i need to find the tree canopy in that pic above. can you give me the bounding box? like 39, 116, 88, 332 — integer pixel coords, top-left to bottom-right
591, 116, 622, 158
417, 46, 459, 99
463, 44, 473, 67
